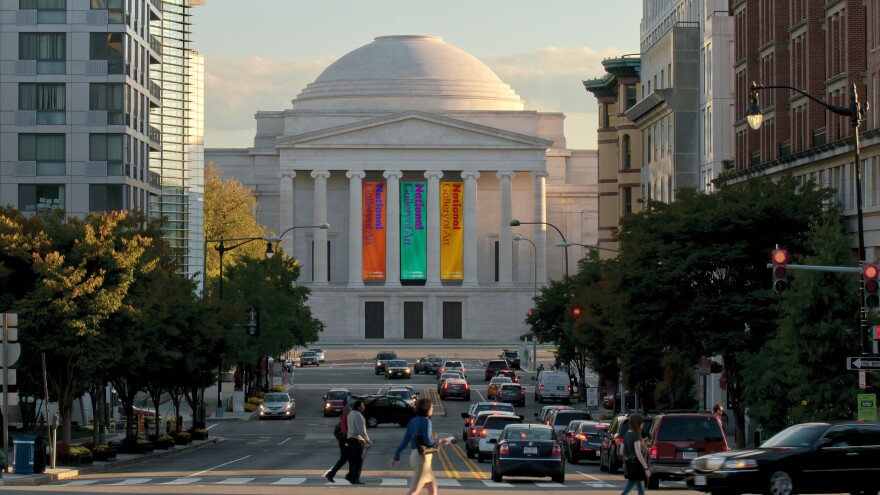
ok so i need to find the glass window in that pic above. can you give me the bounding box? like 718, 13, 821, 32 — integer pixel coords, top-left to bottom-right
90, 33, 124, 74
89, 83, 125, 125
20, 0, 66, 23
622, 135, 631, 169
19, 33, 65, 60
90, 0, 124, 23
19, 83, 65, 124
19, 134, 65, 175
89, 134, 123, 175
19, 184, 65, 212
89, 184, 123, 212
625, 85, 637, 110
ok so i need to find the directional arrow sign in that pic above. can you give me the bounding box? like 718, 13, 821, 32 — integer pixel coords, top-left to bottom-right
847, 357, 880, 370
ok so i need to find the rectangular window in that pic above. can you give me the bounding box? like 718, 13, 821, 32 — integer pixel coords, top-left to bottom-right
19, 83, 65, 124
19, 32, 65, 74
20, 0, 66, 23
19, 184, 64, 212
90, 83, 124, 125
364, 302, 384, 339
494, 240, 499, 282
89, 184, 123, 211
623, 187, 633, 214
90, 32, 124, 74
442, 302, 463, 339
19, 134, 65, 175
90, 0, 124, 23
89, 134, 124, 175
403, 302, 424, 339
625, 85, 637, 110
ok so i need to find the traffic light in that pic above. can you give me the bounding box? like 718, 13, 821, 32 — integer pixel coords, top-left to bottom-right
771, 248, 789, 292
246, 307, 260, 336
863, 264, 880, 308
572, 307, 582, 319
873, 324, 880, 341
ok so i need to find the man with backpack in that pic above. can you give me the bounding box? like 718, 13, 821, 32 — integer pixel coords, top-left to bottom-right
325, 402, 352, 482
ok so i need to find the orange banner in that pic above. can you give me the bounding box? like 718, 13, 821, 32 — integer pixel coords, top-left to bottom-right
362, 182, 386, 280
440, 182, 463, 280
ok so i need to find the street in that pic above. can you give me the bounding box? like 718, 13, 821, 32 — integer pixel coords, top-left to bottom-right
4, 350, 694, 495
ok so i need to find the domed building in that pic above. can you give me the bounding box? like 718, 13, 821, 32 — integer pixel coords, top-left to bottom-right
207, 35, 598, 342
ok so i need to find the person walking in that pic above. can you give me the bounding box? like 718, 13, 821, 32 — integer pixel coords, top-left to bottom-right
325, 402, 352, 483
345, 400, 372, 484
389, 398, 451, 495
620, 414, 649, 495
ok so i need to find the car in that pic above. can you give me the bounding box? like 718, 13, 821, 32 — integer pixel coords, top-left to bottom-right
547, 409, 592, 439
599, 413, 653, 473
414, 356, 442, 374
684, 421, 880, 495
439, 360, 466, 377
490, 424, 564, 483
386, 386, 418, 406
500, 349, 521, 369
360, 395, 415, 427
374, 351, 399, 374
496, 383, 526, 407
534, 370, 571, 403
258, 392, 296, 420
484, 360, 511, 381
645, 412, 728, 488
473, 413, 524, 462
563, 420, 606, 464
299, 351, 320, 366
307, 347, 325, 362
437, 372, 462, 392
534, 405, 576, 424
494, 369, 519, 383
461, 402, 519, 441
487, 376, 513, 400
439, 377, 471, 400
602, 390, 635, 410
322, 388, 351, 416
385, 359, 412, 379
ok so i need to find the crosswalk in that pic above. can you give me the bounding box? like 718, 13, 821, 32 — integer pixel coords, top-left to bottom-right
54, 476, 622, 490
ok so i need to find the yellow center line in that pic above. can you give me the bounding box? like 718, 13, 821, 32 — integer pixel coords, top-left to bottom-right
448, 440, 487, 479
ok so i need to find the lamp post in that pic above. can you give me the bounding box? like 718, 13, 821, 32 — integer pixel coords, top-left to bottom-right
746, 81, 867, 262
266, 222, 331, 257
513, 234, 538, 299
510, 219, 569, 278
556, 241, 623, 255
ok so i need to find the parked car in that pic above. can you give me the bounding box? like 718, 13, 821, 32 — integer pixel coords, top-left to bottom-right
490, 424, 564, 483
360, 395, 415, 427
484, 360, 511, 381
386, 386, 418, 406
500, 349, 521, 369
535, 405, 576, 425
496, 383, 526, 407
487, 376, 513, 400
601, 390, 635, 410
414, 356, 442, 374
599, 413, 653, 473
563, 420, 606, 464
461, 402, 519, 441
439, 377, 471, 400
258, 392, 296, 420
534, 370, 571, 403
684, 421, 880, 495
494, 369, 519, 383
322, 388, 351, 416
299, 351, 320, 367
374, 351, 399, 374
439, 360, 466, 377
385, 359, 412, 379
474, 413, 524, 462
307, 347, 325, 362
646, 412, 728, 488
547, 409, 592, 439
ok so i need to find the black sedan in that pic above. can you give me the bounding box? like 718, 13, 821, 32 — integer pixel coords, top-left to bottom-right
490, 424, 564, 483
684, 421, 880, 495
385, 359, 412, 379
360, 395, 415, 427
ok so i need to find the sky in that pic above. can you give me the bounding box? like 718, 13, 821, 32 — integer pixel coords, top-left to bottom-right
191, 0, 642, 151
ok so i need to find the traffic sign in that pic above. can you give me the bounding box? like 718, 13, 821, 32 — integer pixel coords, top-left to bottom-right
847, 357, 880, 370
586, 387, 599, 408
858, 394, 877, 421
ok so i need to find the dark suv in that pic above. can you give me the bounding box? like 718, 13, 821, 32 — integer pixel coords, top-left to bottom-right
500, 350, 521, 369
485, 360, 510, 381
374, 351, 399, 374
599, 413, 654, 473
646, 412, 728, 489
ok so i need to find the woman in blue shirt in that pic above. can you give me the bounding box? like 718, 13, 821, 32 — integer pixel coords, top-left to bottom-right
390, 398, 450, 495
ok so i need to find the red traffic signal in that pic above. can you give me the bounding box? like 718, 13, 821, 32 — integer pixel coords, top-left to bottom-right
572, 307, 582, 318
874, 325, 880, 341
864, 264, 880, 308
771, 249, 790, 265
771, 248, 789, 292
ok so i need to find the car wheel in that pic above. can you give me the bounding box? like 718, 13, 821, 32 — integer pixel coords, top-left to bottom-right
258, 416, 265, 420
538, 395, 544, 404
366, 416, 379, 428
466, 394, 471, 401
289, 414, 295, 419
552, 474, 564, 484
466, 445, 474, 458
569, 453, 578, 465
599, 453, 608, 471
492, 467, 502, 483
768, 470, 794, 495
647, 474, 660, 489
375, 369, 380, 375
316, 363, 319, 367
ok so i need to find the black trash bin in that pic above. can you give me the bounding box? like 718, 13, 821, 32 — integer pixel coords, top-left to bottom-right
32, 436, 46, 474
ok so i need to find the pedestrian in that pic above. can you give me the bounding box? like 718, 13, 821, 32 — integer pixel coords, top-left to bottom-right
620, 413, 649, 495
389, 398, 451, 495
325, 402, 352, 483
344, 399, 372, 484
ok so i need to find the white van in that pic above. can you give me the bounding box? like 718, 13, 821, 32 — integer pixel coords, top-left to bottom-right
534, 370, 571, 403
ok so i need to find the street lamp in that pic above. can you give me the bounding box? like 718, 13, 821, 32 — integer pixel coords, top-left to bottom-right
510, 219, 569, 278
266, 222, 331, 257
513, 234, 538, 299
556, 241, 623, 255
747, 81, 867, 262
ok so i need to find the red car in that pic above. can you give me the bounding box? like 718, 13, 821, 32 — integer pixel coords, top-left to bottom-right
322, 388, 351, 417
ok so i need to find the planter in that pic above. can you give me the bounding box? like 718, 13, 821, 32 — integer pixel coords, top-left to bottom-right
60, 455, 93, 466
174, 436, 192, 446
93, 451, 117, 462
190, 431, 208, 441
153, 440, 174, 450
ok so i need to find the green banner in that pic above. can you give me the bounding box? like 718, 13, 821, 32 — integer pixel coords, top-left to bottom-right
400, 182, 427, 280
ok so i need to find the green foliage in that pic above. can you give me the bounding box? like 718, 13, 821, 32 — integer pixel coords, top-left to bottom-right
653, 352, 697, 411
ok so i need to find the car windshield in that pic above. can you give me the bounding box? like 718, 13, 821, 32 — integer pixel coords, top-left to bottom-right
506, 428, 552, 441
326, 391, 348, 400
553, 411, 590, 425
475, 404, 515, 415
484, 416, 522, 429
441, 373, 458, 380
445, 362, 462, 367
264, 394, 289, 403
490, 378, 512, 385
428, 357, 443, 363
378, 353, 398, 360
302, 352, 316, 357
761, 424, 828, 448
309, 348, 322, 352
388, 360, 408, 367
388, 391, 412, 399
500, 385, 520, 391
655, 416, 724, 442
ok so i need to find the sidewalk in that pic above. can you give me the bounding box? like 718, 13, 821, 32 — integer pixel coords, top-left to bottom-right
0, 410, 253, 487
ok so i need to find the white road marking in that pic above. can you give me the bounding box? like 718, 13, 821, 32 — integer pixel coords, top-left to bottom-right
271, 477, 307, 484
576, 470, 603, 480
161, 478, 200, 485
278, 437, 291, 445
436, 478, 462, 486
187, 454, 251, 477
535, 482, 566, 487
380, 478, 409, 486
482, 480, 513, 487
58, 480, 101, 486
106, 478, 150, 485
215, 477, 255, 484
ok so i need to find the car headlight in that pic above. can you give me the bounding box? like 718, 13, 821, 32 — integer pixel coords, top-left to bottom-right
404, 368, 410, 373
377, 361, 382, 366
324, 403, 331, 409
259, 405, 266, 411
723, 459, 758, 469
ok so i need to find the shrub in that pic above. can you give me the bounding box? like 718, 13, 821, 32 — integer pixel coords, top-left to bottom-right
247, 396, 261, 405
272, 385, 285, 392
173, 431, 191, 441
244, 402, 258, 412
79, 441, 96, 451
69, 446, 92, 457
256, 391, 267, 399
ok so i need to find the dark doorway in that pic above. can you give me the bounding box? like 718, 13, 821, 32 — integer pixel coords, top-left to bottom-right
442, 302, 462, 339
365, 301, 384, 339
403, 302, 423, 339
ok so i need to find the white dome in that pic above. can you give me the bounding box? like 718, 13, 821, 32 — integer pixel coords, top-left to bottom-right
292, 35, 524, 111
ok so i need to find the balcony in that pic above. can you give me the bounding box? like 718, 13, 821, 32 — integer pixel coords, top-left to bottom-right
148, 36, 163, 63
148, 80, 162, 100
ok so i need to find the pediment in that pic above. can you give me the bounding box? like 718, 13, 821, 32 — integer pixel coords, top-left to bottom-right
274, 111, 552, 150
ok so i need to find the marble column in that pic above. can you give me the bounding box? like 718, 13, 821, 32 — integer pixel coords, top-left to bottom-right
461, 171, 480, 286
497, 171, 515, 285
383, 170, 402, 287
425, 170, 444, 286
278, 170, 296, 255
531, 171, 549, 285
311, 170, 330, 285
347, 170, 365, 287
